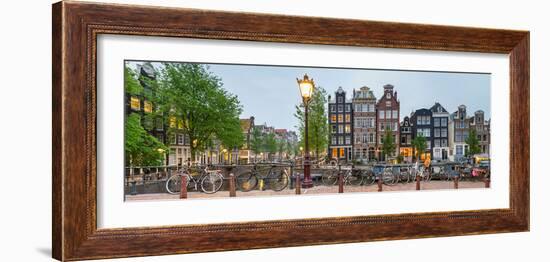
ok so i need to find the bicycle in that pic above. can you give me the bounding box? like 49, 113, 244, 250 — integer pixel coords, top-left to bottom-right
235, 164, 290, 192
321, 167, 363, 186
165, 165, 225, 194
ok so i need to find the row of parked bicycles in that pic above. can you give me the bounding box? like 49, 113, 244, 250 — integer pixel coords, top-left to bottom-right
164, 162, 490, 195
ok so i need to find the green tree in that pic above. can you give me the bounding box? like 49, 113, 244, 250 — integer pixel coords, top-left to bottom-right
156, 63, 244, 161
125, 113, 167, 166
411, 134, 427, 162
465, 129, 481, 157
381, 129, 396, 161
124, 66, 143, 95
277, 139, 286, 160
264, 133, 278, 160
294, 86, 329, 160
285, 140, 294, 160
249, 127, 264, 162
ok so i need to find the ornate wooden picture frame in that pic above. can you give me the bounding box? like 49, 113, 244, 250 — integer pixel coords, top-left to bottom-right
52, 1, 529, 261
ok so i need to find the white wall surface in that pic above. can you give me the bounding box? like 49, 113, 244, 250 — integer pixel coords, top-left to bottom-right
0, 0, 545, 261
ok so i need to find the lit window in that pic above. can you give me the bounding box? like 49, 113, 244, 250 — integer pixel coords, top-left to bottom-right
338, 114, 343, 123
177, 119, 184, 129
345, 124, 351, 133
345, 114, 351, 122
143, 100, 152, 113
331, 115, 337, 122
130, 96, 140, 110
169, 116, 176, 128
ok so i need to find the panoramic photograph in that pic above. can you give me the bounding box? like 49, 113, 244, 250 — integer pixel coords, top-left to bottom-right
123, 60, 491, 201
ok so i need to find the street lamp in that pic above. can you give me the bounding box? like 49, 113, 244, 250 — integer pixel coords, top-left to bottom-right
297, 74, 315, 188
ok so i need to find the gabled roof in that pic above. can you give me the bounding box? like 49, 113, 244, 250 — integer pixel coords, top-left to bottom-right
430, 102, 448, 113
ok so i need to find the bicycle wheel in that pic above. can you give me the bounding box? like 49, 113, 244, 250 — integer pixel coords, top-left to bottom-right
236, 172, 258, 192
347, 171, 363, 186
382, 168, 395, 185
400, 168, 410, 184
267, 170, 289, 191
165, 175, 181, 195
363, 171, 376, 185
200, 173, 224, 194
321, 170, 338, 185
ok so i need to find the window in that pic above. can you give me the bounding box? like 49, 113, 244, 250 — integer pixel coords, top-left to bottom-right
143, 117, 153, 130
330, 105, 336, 112
155, 118, 163, 130
177, 134, 184, 145
338, 105, 343, 112
177, 148, 182, 154
441, 118, 448, 126
379, 110, 385, 118
345, 114, 351, 122
456, 145, 463, 155
130, 96, 140, 110
338, 114, 343, 123
172, 134, 177, 144
332, 148, 337, 158
393, 122, 398, 131
483, 134, 487, 141
368, 133, 375, 143
434, 139, 441, 147
156, 134, 164, 143
345, 136, 351, 144
355, 104, 361, 112
417, 115, 431, 125
338, 125, 344, 134
441, 129, 448, 137
340, 148, 345, 157
332, 137, 336, 145
367, 117, 375, 128
331, 115, 337, 123
441, 139, 448, 147
385, 101, 391, 107
177, 119, 184, 129
392, 110, 398, 119
368, 104, 375, 112
144, 100, 152, 113
331, 125, 337, 133
337, 97, 343, 103
345, 105, 351, 112
434, 128, 441, 137
169, 116, 177, 128
345, 124, 351, 133
338, 137, 344, 145
418, 128, 431, 137
434, 118, 440, 127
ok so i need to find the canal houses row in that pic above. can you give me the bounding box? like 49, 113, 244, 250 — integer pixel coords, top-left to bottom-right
328, 85, 490, 163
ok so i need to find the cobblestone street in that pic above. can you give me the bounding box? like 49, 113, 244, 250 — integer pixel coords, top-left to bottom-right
125, 180, 486, 201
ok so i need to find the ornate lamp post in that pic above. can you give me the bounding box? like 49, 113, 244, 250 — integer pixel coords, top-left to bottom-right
297, 74, 315, 188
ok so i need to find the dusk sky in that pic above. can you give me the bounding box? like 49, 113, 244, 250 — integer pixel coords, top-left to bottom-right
127, 61, 491, 133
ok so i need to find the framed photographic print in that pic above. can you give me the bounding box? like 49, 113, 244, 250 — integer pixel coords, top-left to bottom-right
52, 1, 529, 261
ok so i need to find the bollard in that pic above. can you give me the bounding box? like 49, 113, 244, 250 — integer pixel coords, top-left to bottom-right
484, 177, 490, 188
453, 176, 459, 189
338, 172, 344, 194
377, 176, 383, 192
130, 180, 138, 195
416, 175, 420, 190
295, 174, 301, 195
338, 165, 343, 193
229, 173, 236, 197
259, 178, 265, 191
180, 175, 188, 199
